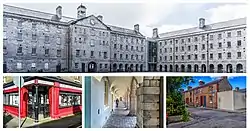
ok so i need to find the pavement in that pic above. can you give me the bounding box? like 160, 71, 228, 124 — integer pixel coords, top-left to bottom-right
168, 107, 246, 128
102, 101, 136, 128
23, 113, 82, 128
3, 113, 19, 128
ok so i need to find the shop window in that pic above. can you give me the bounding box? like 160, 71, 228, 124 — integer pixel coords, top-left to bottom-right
3, 93, 19, 106
59, 92, 81, 108
104, 80, 109, 107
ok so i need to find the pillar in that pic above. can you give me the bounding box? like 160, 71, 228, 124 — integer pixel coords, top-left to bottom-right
20, 87, 28, 118
136, 76, 163, 128
129, 80, 137, 116
49, 82, 60, 119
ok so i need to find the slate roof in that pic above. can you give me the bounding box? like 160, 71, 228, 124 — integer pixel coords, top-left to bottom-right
107, 24, 144, 37
159, 18, 246, 38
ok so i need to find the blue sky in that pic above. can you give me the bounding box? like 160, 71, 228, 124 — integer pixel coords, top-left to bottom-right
182, 76, 246, 90
7, 2, 246, 36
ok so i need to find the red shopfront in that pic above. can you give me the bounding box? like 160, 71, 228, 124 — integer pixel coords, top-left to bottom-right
4, 76, 82, 122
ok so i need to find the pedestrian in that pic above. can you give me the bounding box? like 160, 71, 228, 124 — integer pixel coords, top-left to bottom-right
115, 98, 119, 108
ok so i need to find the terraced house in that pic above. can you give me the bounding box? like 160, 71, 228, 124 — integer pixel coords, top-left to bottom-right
150, 17, 246, 73
3, 4, 147, 73
182, 77, 232, 109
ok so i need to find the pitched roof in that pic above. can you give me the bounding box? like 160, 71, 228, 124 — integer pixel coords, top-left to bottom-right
159, 18, 246, 38
107, 24, 144, 37
183, 78, 224, 93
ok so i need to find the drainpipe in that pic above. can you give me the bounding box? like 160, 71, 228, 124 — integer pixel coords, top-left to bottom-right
173, 38, 175, 72
206, 34, 209, 73
34, 84, 39, 123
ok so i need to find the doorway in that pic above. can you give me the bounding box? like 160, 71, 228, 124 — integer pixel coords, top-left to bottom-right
88, 62, 97, 72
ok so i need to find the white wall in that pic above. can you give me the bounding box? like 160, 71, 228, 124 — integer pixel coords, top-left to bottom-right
91, 78, 112, 128
217, 91, 233, 110
233, 91, 246, 110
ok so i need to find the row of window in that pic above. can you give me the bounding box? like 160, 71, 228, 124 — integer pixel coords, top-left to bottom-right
159, 52, 242, 61
112, 35, 144, 45
114, 44, 144, 52
74, 26, 109, 38
160, 40, 243, 53
15, 63, 50, 70
159, 30, 244, 46
3, 92, 19, 106
114, 53, 144, 60
74, 37, 109, 47
59, 92, 81, 108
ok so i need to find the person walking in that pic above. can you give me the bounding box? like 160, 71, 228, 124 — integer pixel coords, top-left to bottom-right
115, 98, 119, 108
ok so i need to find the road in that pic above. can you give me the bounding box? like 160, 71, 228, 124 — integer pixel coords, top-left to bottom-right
168, 108, 246, 128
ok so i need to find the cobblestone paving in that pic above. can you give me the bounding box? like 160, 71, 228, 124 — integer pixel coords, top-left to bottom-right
103, 101, 136, 128
168, 108, 246, 128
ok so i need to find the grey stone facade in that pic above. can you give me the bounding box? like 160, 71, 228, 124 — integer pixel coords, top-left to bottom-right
151, 18, 246, 73
3, 4, 146, 73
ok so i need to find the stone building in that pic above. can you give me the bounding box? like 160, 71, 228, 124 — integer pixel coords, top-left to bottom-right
151, 18, 246, 73
3, 4, 146, 73
183, 76, 232, 109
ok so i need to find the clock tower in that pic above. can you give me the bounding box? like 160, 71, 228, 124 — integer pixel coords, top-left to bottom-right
77, 4, 86, 19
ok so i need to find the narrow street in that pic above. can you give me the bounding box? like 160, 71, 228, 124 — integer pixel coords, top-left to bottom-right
168, 108, 246, 128
103, 101, 136, 128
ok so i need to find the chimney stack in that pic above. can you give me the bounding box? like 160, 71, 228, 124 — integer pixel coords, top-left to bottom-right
153, 28, 159, 38
134, 24, 139, 32
56, 6, 62, 20
199, 18, 205, 29
97, 15, 103, 22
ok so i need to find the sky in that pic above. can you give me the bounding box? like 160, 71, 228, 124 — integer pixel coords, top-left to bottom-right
182, 76, 246, 90
6, 2, 247, 37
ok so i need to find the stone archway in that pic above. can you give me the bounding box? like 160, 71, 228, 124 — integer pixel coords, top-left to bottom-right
169, 65, 173, 72
159, 65, 163, 72
119, 64, 123, 72
187, 64, 192, 72
236, 64, 243, 73
181, 65, 185, 72
130, 64, 134, 72
217, 64, 223, 73
175, 65, 179, 72
165, 65, 167, 72
140, 64, 143, 72
226, 64, 233, 73
113, 63, 117, 72
209, 64, 214, 73
125, 64, 128, 72
194, 64, 199, 72
201, 64, 206, 73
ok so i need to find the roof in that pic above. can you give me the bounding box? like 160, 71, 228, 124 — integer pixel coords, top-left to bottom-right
183, 78, 224, 93
3, 4, 75, 23
159, 18, 246, 38
4, 4, 144, 37
3, 76, 82, 88
238, 88, 246, 93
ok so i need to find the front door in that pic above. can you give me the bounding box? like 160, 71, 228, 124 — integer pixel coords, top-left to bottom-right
203, 96, 206, 107
82, 63, 85, 72
88, 62, 97, 72
56, 64, 61, 72
200, 96, 203, 107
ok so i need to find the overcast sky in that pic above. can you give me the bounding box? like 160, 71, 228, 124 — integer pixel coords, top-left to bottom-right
6, 2, 247, 36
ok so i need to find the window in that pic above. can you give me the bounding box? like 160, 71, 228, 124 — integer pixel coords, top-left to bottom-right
45, 49, 49, 55
176, 47, 178, 52
227, 52, 231, 59
31, 63, 36, 68
76, 50, 80, 57
136, 46, 138, 51
202, 35, 205, 41
237, 31, 242, 36
210, 43, 213, 49
17, 63, 22, 69
164, 56, 167, 61
170, 48, 172, 52
75, 63, 79, 68
210, 53, 213, 59
100, 64, 103, 68
227, 42, 231, 48
126, 54, 128, 59
105, 64, 108, 68
3, 93, 19, 106
17, 46, 22, 54
59, 92, 81, 108
188, 55, 191, 60
181, 39, 184, 43
202, 54, 205, 59
32, 23, 36, 29
210, 35, 213, 40
188, 38, 191, 42
45, 36, 49, 43
194, 37, 198, 42
131, 55, 134, 60
83, 50, 86, 56
181, 46, 184, 51
91, 51, 94, 57
18, 21, 22, 27
79, 38, 82, 43
227, 32, 231, 37
194, 45, 197, 50
160, 49, 162, 53
3, 31, 7, 40
126, 45, 128, 50
114, 44, 117, 49
90, 39, 95, 47
104, 80, 109, 106
120, 54, 123, 59
57, 37, 61, 45
141, 55, 143, 60
170, 56, 172, 60
182, 55, 184, 60
218, 53, 222, 59
3, 18, 7, 27
32, 47, 36, 54
17, 31, 22, 40
218, 42, 222, 48
218, 34, 222, 39
32, 34, 37, 41
45, 63, 49, 70
120, 45, 123, 50
141, 47, 143, 52
99, 52, 101, 57
131, 46, 134, 51
188, 46, 191, 51
237, 40, 242, 47
209, 96, 213, 103
202, 44, 205, 50
195, 54, 198, 60
237, 52, 241, 58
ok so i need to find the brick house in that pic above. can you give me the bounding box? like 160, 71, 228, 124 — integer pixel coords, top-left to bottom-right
183, 77, 232, 108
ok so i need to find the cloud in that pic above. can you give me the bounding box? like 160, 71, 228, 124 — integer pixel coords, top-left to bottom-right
205, 4, 247, 23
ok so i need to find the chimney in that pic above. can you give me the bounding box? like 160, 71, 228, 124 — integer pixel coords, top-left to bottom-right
134, 24, 139, 32
235, 87, 239, 91
199, 80, 205, 85
199, 18, 205, 29
97, 15, 103, 22
56, 6, 62, 20
153, 28, 158, 38
187, 86, 192, 90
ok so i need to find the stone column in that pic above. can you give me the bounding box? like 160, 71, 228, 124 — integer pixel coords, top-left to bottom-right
136, 76, 162, 128
129, 81, 137, 116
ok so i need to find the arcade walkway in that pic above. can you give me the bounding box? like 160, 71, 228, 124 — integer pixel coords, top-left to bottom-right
103, 101, 136, 128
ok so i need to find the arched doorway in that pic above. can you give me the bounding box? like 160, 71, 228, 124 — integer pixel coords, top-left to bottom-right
3, 63, 7, 73
88, 62, 97, 72
140, 64, 143, 72
159, 65, 162, 71
181, 65, 185, 72
187, 65, 191, 72
236, 64, 243, 73
226, 64, 233, 73
125, 64, 128, 72
165, 65, 167, 72
56, 64, 61, 72
119, 64, 123, 72
217, 64, 223, 73
194, 64, 199, 72
209, 64, 214, 73
201, 64, 206, 73
135, 64, 139, 72
130, 64, 134, 72
175, 65, 179, 72
113, 63, 117, 72
169, 65, 173, 72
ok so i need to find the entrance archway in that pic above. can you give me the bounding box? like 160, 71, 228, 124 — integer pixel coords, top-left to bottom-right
113, 64, 117, 72
88, 62, 97, 72
181, 65, 185, 72
169, 65, 173, 72
136, 64, 139, 72
236, 64, 243, 73
175, 65, 179, 72
217, 64, 223, 73
125, 64, 128, 72
209, 64, 214, 73
194, 64, 199, 72
140, 64, 143, 72
56, 64, 61, 73
119, 64, 123, 72
187, 65, 191, 72
159, 65, 162, 71
226, 64, 233, 73
201, 64, 206, 73
164, 65, 167, 72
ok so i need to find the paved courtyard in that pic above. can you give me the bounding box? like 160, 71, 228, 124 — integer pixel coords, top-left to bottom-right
103, 101, 136, 128
168, 108, 246, 128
